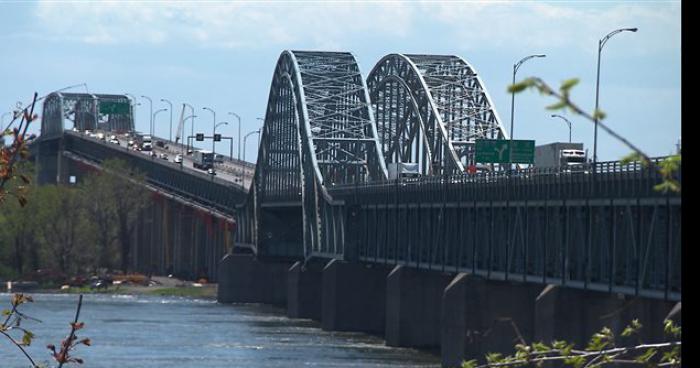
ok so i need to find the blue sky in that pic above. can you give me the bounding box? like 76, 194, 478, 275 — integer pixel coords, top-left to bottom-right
0, 1, 681, 162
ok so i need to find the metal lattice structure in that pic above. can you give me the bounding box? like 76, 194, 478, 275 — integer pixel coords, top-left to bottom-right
41, 92, 134, 139
244, 51, 387, 258
367, 54, 508, 175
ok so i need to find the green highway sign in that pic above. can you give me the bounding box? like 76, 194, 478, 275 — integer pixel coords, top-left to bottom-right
510, 140, 535, 164
99, 101, 130, 115
475, 139, 535, 164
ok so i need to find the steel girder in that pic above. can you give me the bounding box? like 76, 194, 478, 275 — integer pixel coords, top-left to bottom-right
41, 92, 134, 140
367, 54, 508, 176
249, 50, 387, 258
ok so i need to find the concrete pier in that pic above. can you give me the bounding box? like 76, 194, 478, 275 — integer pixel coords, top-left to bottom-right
385, 265, 453, 348
321, 259, 390, 335
534, 285, 679, 347
287, 260, 323, 320
441, 273, 542, 368
217, 253, 290, 306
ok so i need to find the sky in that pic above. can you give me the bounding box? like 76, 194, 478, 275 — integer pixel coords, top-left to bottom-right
0, 0, 681, 163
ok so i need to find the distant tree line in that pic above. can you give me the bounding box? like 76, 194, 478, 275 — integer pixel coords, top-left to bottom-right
0, 159, 149, 281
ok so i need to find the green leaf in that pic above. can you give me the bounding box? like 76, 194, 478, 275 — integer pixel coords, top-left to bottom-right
533, 342, 549, 352
546, 101, 568, 111
486, 352, 503, 364
635, 348, 657, 363
1, 309, 11, 316
21, 330, 34, 346
621, 152, 643, 165
461, 359, 478, 368
663, 319, 681, 338
654, 180, 680, 193
592, 109, 607, 121
560, 78, 580, 93
563, 355, 586, 368
508, 79, 535, 93
621, 319, 642, 337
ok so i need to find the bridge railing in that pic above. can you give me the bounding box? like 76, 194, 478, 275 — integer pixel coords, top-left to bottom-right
62, 131, 248, 214
329, 156, 681, 301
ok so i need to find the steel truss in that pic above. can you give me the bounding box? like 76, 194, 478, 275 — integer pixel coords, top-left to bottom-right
245, 51, 387, 258
42, 93, 134, 139
367, 54, 508, 176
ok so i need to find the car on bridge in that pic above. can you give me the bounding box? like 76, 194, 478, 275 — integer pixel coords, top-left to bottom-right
174, 154, 183, 164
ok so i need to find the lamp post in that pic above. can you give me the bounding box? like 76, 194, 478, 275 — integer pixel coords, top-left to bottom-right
184, 103, 195, 151
509, 54, 546, 170
183, 114, 196, 154
256, 117, 264, 149
141, 95, 153, 136
214, 121, 229, 156
160, 98, 173, 142
228, 112, 242, 161
243, 130, 260, 162
593, 27, 638, 165
550, 114, 572, 143
153, 108, 168, 138
203, 107, 216, 153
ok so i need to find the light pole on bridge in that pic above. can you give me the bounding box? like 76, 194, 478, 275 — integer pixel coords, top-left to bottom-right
593, 27, 638, 166
160, 98, 173, 142
203, 107, 216, 153
509, 53, 545, 170
141, 95, 153, 136
153, 108, 168, 140
184, 103, 195, 152
550, 114, 572, 143
183, 114, 197, 154
243, 129, 260, 162
214, 121, 229, 157
228, 111, 242, 161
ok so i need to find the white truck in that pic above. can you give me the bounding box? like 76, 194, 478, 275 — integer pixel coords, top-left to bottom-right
534, 142, 588, 171
192, 150, 214, 170
387, 162, 421, 180
141, 135, 153, 151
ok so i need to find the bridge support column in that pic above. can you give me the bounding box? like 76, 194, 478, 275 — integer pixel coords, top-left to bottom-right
385, 265, 453, 349
217, 253, 290, 306
441, 273, 542, 368
534, 285, 678, 348
287, 261, 323, 321
321, 259, 390, 335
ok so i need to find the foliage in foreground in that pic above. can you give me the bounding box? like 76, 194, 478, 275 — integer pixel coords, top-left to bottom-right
509, 77, 680, 193
462, 319, 681, 368
2, 293, 90, 367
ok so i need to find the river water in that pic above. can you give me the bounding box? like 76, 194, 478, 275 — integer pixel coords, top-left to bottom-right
1, 293, 440, 367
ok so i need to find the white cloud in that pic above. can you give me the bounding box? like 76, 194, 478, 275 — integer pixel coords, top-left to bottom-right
31, 1, 679, 58
33, 1, 416, 49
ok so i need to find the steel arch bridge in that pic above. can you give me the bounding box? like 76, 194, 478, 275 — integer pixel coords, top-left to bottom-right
366, 54, 508, 176
239, 51, 388, 259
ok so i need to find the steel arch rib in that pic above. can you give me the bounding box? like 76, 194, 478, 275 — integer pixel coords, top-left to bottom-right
248, 50, 386, 258
367, 53, 508, 175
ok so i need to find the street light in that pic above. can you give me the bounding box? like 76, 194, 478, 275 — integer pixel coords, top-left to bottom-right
153, 108, 168, 138
243, 129, 260, 162
550, 114, 572, 143
183, 114, 197, 155
214, 121, 229, 156
203, 107, 216, 152
184, 103, 195, 151
593, 27, 638, 165
141, 95, 153, 136
228, 112, 242, 161
509, 54, 546, 169
160, 98, 173, 142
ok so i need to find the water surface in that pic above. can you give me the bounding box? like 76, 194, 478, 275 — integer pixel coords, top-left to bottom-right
1, 293, 440, 367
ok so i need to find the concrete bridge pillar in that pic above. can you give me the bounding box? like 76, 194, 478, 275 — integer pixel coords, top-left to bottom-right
321, 259, 390, 335
534, 285, 679, 348
287, 261, 324, 320
385, 265, 453, 349
441, 273, 542, 368
217, 253, 290, 306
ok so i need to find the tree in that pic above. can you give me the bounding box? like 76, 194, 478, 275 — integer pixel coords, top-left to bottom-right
98, 159, 149, 273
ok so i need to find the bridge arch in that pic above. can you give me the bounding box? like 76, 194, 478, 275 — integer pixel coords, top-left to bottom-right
244, 50, 387, 259
367, 54, 509, 175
